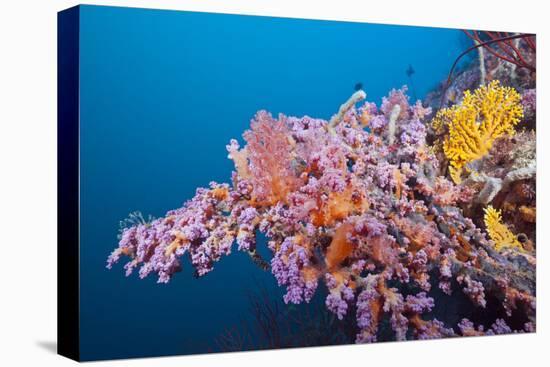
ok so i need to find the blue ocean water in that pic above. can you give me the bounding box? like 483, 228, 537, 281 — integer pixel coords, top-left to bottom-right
78, 5, 468, 360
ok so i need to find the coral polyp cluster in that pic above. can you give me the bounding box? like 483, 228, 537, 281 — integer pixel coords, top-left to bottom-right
107, 81, 535, 343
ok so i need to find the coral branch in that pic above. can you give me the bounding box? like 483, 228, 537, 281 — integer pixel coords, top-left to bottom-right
329, 90, 366, 128
433, 81, 524, 183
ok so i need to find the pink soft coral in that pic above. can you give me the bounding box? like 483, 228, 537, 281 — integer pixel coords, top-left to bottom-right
243, 111, 300, 205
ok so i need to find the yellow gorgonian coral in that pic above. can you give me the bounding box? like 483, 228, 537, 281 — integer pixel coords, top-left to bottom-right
431, 107, 455, 137
483, 205, 523, 252
435, 81, 523, 183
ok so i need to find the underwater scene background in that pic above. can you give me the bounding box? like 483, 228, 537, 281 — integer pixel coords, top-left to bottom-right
78, 5, 535, 361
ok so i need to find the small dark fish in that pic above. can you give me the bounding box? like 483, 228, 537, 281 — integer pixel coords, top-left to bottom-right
406, 64, 415, 77
354, 82, 363, 91
406, 65, 418, 101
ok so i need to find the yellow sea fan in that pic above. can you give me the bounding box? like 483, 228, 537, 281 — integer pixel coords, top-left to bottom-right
438, 81, 523, 183
483, 205, 523, 252
431, 107, 455, 136
448, 166, 463, 184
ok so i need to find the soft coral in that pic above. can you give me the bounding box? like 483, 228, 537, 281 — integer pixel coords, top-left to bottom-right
243, 111, 300, 205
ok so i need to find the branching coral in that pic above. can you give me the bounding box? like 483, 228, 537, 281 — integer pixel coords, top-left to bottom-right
107, 86, 535, 343
432, 80, 524, 183
483, 205, 523, 252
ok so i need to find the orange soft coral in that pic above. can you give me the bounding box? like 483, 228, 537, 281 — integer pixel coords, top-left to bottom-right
326, 222, 355, 270
392, 216, 439, 256
311, 185, 369, 227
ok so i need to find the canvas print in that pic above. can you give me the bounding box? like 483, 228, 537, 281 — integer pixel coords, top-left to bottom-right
58, 5, 536, 361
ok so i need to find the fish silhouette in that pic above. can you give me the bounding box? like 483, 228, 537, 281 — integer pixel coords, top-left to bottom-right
406, 65, 417, 100
406, 64, 415, 77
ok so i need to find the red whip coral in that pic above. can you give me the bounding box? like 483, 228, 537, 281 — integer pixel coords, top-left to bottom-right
108, 87, 535, 343
463, 30, 536, 73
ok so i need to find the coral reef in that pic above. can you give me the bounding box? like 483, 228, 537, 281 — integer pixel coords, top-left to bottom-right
425, 43, 536, 259
107, 75, 536, 343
